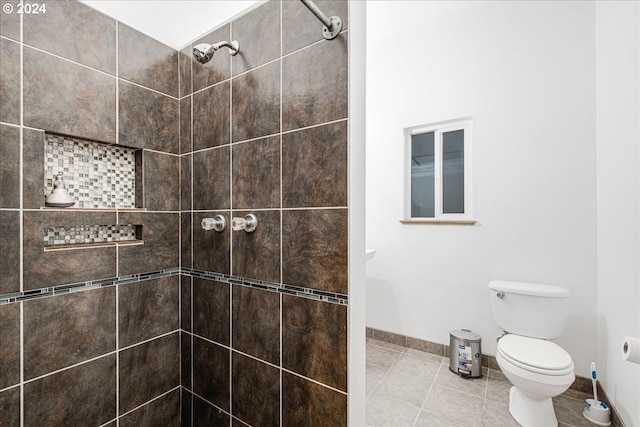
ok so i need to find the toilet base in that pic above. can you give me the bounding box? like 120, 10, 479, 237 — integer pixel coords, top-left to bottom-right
508, 386, 558, 427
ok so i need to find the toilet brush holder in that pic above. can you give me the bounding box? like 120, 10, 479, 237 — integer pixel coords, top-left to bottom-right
583, 399, 611, 426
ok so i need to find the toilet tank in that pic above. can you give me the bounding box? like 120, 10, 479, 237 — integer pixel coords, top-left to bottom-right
488, 281, 570, 339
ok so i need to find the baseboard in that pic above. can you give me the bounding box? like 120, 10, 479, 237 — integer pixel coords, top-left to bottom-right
366, 327, 624, 426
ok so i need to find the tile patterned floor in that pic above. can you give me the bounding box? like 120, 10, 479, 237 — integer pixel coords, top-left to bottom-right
366, 338, 595, 427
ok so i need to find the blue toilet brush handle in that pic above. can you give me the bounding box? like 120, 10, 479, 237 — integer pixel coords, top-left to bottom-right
590, 362, 598, 403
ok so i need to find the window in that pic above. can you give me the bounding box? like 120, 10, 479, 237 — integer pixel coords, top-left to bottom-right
403, 118, 473, 223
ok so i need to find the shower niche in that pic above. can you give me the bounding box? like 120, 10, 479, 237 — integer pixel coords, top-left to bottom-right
42, 133, 145, 250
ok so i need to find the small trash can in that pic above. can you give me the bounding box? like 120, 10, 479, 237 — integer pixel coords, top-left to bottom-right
449, 329, 482, 378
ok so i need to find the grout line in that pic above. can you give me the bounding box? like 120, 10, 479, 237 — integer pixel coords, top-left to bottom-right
191, 206, 349, 213
17, 43, 179, 102
280, 367, 348, 396
230, 117, 350, 148
279, 292, 283, 427
190, 391, 232, 421
228, 271, 233, 416
4, 331, 184, 402
140, 149, 145, 211
279, 5, 284, 415
20, 43, 117, 79
138, 147, 181, 157
19, 44, 24, 299
0, 121, 21, 128
115, 22, 119, 145
22, 349, 118, 385
176, 39, 182, 100
19, 10, 24, 426
0, 384, 21, 394
117, 329, 181, 353
118, 385, 181, 420
116, 77, 180, 101
411, 363, 439, 427
278, 6, 283, 415
177, 283, 182, 403
19, 301, 24, 427
281, 206, 349, 211
228, 16, 234, 282
190, 74, 231, 98
190, 277, 194, 423
279, 0, 284, 327
366, 340, 510, 426
115, 282, 120, 424
0, 34, 20, 44
189, 95, 194, 271
190, 28, 350, 100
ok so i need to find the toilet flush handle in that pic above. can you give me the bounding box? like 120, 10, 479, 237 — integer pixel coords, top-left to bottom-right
496, 291, 505, 299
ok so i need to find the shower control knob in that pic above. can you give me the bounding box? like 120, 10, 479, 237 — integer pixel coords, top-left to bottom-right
231, 214, 258, 233
201, 215, 226, 232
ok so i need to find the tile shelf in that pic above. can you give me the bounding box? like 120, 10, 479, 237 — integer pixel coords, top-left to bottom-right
40, 135, 145, 251
42, 220, 143, 251
44, 134, 139, 210
40, 207, 147, 212
43, 240, 144, 252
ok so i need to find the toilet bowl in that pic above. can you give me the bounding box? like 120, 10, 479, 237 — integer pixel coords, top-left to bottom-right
497, 334, 575, 426
489, 281, 575, 427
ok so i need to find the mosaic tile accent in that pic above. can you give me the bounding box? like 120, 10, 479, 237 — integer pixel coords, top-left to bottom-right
0, 268, 348, 306
44, 134, 136, 208
0, 268, 181, 305
186, 269, 348, 306
44, 224, 137, 247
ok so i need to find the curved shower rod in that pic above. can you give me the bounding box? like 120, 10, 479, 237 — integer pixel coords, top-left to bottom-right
299, 0, 342, 40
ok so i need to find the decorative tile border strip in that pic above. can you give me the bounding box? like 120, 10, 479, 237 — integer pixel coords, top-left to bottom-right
0, 268, 181, 305
0, 268, 348, 306
183, 269, 348, 305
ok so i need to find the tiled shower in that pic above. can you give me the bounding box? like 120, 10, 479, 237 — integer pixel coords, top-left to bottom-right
0, 0, 350, 425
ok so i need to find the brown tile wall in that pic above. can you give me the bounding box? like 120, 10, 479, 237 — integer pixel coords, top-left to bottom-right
180, 1, 350, 425
0, 0, 181, 425
0, 1, 20, 41
1, 275, 181, 426
0, 38, 20, 125
1, 0, 351, 426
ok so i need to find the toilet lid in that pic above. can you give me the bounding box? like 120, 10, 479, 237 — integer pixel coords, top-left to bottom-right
498, 334, 573, 372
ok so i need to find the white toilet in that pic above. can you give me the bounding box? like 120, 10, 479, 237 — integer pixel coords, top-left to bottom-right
488, 281, 575, 427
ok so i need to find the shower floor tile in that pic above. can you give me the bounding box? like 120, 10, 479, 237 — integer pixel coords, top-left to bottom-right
365, 338, 592, 427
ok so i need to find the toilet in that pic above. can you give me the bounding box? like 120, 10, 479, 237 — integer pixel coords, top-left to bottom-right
489, 281, 575, 427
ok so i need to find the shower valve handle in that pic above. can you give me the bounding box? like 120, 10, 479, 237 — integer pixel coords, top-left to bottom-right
201, 215, 226, 232
231, 214, 258, 233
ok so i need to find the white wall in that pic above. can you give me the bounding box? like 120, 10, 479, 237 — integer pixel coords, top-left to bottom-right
366, 1, 599, 377
348, 1, 367, 425
80, 1, 261, 49
595, 2, 640, 425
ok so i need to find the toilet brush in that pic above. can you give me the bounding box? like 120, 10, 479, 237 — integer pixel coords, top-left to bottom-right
591, 362, 598, 404
583, 362, 611, 426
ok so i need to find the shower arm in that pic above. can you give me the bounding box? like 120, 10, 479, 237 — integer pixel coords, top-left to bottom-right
212, 40, 239, 54
299, 0, 342, 40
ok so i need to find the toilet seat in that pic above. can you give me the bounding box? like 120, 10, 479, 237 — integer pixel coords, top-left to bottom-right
498, 334, 573, 376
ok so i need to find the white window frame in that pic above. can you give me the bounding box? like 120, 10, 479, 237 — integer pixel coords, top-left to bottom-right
403, 117, 474, 224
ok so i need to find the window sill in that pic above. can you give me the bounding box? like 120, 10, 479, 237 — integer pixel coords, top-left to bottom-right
400, 219, 476, 226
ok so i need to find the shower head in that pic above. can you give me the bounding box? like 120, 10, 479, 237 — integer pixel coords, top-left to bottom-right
193, 40, 239, 64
